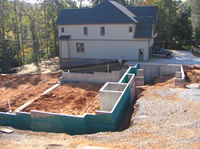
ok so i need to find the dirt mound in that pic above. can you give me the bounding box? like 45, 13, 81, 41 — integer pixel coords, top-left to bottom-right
23, 83, 102, 115
153, 75, 175, 87
17, 57, 60, 74
0, 73, 61, 112
185, 69, 200, 83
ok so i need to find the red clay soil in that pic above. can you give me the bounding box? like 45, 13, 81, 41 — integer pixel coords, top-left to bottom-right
184, 65, 200, 83
0, 73, 61, 112
23, 83, 102, 115
153, 74, 175, 86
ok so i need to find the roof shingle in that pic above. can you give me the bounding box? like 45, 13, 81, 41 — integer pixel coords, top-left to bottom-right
56, 0, 136, 25
134, 17, 154, 38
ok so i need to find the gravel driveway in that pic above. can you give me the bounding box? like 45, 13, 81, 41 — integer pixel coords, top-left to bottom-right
125, 50, 200, 66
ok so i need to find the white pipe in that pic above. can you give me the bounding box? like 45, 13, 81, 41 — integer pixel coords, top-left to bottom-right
8, 100, 12, 113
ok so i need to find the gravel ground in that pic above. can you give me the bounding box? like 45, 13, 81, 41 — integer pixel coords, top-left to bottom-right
179, 89, 200, 101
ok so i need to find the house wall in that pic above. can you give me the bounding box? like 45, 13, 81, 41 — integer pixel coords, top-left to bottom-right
60, 41, 69, 58
58, 24, 136, 40
58, 24, 151, 62
66, 40, 149, 61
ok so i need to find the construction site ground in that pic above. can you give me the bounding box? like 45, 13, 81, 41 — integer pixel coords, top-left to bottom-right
16, 57, 121, 74
23, 83, 102, 115
0, 73, 61, 112
0, 65, 200, 149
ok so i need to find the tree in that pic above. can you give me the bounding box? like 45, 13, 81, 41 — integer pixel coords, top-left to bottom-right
172, 6, 193, 49
0, 0, 11, 71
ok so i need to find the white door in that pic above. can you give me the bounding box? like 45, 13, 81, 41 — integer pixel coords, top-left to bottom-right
61, 41, 69, 58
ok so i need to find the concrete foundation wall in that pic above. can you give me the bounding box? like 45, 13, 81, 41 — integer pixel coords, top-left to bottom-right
0, 64, 139, 135
161, 65, 181, 76
174, 65, 185, 86
140, 63, 181, 83
60, 58, 115, 69
62, 71, 121, 84
99, 82, 127, 111
135, 76, 145, 86
103, 82, 126, 91
99, 90, 122, 111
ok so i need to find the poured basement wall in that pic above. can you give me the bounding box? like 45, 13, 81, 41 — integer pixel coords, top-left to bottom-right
62, 71, 121, 84
140, 63, 181, 83
0, 65, 139, 135
174, 65, 185, 86
99, 83, 126, 111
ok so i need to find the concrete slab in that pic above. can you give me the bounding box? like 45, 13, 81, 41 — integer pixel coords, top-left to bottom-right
125, 50, 200, 66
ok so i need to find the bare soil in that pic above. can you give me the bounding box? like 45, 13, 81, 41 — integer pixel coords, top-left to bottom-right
23, 83, 102, 115
184, 65, 200, 83
0, 73, 61, 112
17, 57, 60, 74
0, 66, 200, 148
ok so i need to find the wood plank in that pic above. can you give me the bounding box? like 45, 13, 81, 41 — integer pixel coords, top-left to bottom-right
14, 98, 37, 112
0, 128, 14, 134
42, 83, 60, 95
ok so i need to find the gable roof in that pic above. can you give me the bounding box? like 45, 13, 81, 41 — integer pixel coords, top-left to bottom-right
56, 0, 158, 39
109, 0, 137, 23
127, 6, 158, 22
134, 17, 154, 38
56, 0, 137, 25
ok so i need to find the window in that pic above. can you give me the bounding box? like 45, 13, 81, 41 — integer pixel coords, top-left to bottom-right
100, 27, 105, 36
129, 26, 132, 32
83, 27, 88, 36
76, 43, 84, 53
139, 48, 144, 55
61, 27, 64, 33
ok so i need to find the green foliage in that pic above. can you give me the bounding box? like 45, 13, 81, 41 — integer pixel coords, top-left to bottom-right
0, 0, 77, 72
0, 0, 196, 72
171, 6, 193, 49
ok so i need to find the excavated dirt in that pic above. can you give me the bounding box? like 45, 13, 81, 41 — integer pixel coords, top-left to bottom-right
184, 65, 200, 83
1, 66, 200, 148
0, 73, 61, 112
23, 83, 102, 115
1, 72, 200, 149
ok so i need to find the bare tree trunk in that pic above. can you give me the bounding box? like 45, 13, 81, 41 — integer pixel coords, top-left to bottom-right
19, 8, 25, 67
14, 0, 21, 66
2, 0, 10, 71
52, 16, 58, 56
79, 0, 83, 8
30, 22, 40, 72
168, 0, 172, 49
44, 0, 49, 58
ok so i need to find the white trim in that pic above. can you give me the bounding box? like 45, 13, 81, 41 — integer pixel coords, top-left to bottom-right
109, 0, 138, 23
